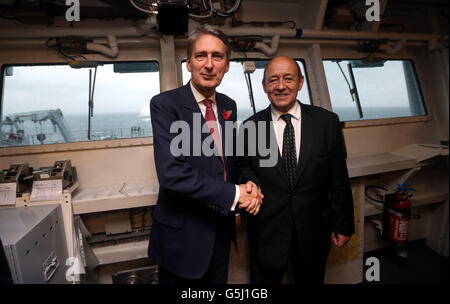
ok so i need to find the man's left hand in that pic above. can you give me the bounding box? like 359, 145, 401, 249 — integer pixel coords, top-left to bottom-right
331, 232, 351, 248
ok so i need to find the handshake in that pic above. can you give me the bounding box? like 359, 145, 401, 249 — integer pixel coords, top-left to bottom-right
238, 181, 264, 216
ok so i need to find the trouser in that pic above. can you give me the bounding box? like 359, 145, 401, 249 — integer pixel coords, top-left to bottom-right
250, 227, 327, 284
158, 216, 231, 284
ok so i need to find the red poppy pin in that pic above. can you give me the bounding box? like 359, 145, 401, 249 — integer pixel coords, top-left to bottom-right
222, 110, 232, 120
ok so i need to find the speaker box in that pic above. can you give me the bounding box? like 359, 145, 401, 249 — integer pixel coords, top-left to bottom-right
157, 2, 188, 35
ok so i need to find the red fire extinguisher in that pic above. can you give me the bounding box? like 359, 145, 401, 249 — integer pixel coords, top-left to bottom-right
388, 191, 411, 243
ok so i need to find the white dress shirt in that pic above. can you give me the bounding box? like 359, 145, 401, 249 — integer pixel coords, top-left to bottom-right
270, 101, 302, 162
190, 82, 240, 211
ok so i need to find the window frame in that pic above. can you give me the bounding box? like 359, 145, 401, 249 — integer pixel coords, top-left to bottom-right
0, 60, 160, 155
322, 56, 430, 128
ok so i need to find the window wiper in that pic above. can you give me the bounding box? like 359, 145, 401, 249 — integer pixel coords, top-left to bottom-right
244, 73, 256, 115
70, 61, 101, 140
243, 61, 257, 115
88, 66, 97, 140
335, 61, 363, 118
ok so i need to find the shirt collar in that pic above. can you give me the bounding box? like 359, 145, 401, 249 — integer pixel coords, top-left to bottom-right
271, 100, 301, 122
190, 81, 216, 104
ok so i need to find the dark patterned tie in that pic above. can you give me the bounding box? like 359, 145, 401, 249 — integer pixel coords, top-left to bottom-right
281, 114, 297, 188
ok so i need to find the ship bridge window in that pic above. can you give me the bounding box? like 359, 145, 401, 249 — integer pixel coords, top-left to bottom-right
182, 60, 311, 123
323, 59, 427, 122
0, 62, 159, 147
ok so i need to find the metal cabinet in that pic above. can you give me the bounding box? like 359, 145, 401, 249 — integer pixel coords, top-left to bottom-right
0, 204, 69, 283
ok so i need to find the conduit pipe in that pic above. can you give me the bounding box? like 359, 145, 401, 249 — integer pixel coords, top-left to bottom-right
0, 25, 444, 42
0, 37, 428, 49
221, 26, 298, 38
0, 26, 147, 39
299, 29, 443, 42
276, 38, 426, 48
0, 17, 159, 39
0, 21, 445, 47
220, 25, 444, 43
253, 34, 280, 56
86, 35, 119, 58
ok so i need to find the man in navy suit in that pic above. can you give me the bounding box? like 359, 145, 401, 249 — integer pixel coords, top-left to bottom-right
149, 25, 263, 284
236, 56, 355, 284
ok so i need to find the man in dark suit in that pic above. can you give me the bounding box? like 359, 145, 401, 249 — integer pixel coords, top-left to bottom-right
236, 56, 355, 284
148, 25, 262, 284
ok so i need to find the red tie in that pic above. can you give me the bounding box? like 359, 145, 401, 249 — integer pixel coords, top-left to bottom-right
203, 99, 226, 180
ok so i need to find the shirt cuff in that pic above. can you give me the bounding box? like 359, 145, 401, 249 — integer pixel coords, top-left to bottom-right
230, 185, 240, 211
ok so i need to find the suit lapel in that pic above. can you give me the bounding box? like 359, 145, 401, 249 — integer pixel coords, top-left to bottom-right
182, 83, 210, 153
183, 82, 202, 115
293, 102, 314, 188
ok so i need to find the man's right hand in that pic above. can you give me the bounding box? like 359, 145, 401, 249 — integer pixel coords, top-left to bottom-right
238, 181, 263, 216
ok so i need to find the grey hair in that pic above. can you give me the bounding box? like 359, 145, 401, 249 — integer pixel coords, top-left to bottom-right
187, 25, 231, 61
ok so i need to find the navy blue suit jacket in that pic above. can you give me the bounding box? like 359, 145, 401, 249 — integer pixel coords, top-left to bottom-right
148, 83, 238, 278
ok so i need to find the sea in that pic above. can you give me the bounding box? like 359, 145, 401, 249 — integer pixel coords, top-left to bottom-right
237, 106, 414, 124
1, 106, 415, 147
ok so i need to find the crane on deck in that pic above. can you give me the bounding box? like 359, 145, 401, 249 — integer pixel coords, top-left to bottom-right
0, 109, 73, 146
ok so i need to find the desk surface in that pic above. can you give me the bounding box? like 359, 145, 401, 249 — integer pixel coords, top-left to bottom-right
72, 180, 159, 214
347, 144, 448, 178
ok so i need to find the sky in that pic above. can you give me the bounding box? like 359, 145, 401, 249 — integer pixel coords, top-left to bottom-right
1, 59, 417, 119
2, 64, 160, 116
